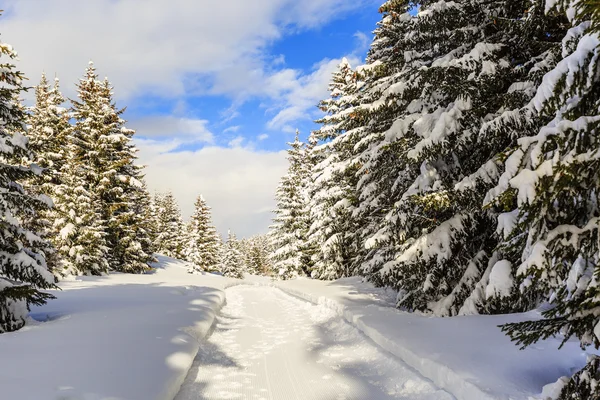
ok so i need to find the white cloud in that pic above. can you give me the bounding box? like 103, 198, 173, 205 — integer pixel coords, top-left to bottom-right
223, 125, 241, 134
266, 56, 361, 131
136, 138, 287, 238
353, 31, 372, 54
2, 0, 373, 100
228, 136, 245, 148
129, 116, 214, 143
258, 134, 269, 141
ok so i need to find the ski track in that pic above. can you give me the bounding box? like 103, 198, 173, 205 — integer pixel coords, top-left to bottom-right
175, 285, 454, 400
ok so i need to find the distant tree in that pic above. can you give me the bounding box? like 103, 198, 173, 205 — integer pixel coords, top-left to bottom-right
154, 191, 185, 258
221, 230, 244, 279
186, 195, 221, 273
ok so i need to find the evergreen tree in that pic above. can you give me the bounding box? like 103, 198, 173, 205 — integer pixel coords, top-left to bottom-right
270, 132, 310, 279
0, 33, 57, 332
306, 58, 364, 280
241, 235, 273, 275
52, 150, 109, 276
154, 191, 185, 258
488, 1, 600, 397
348, 0, 566, 317
186, 195, 221, 273
220, 230, 244, 279
71, 66, 153, 273
24, 74, 71, 271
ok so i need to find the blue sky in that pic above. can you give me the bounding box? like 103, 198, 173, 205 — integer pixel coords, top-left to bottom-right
3, 0, 381, 237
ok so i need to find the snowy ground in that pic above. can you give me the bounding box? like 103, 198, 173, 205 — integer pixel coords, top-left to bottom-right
176, 285, 452, 400
0, 256, 230, 400
0, 258, 595, 400
273, 277, 594, 400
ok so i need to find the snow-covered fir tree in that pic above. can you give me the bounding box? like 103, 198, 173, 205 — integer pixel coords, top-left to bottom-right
52, 150, 109, 276
0, 34, 57, 332
154, 191, 185, 259
186, 195, 221, 273
71, 66, 153, 273
220, 230, 244, 279
488, 1, 600, 397
306, 58, 364, 280
24, 74, 71, 271
270, 132, 311, 279
340, 0, 566, 317
241, 235, 273, 276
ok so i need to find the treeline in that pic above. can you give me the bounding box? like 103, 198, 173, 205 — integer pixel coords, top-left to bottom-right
149, 191, 274, 278
269, 0, 600, 396
0, 42, 158, 333
0, 28, 273, 335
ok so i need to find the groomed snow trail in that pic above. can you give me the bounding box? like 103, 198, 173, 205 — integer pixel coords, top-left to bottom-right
175, 286, 453, 400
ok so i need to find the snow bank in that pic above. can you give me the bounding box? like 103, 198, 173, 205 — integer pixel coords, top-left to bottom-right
271, 276, 592, 400
0, 255, 231, 400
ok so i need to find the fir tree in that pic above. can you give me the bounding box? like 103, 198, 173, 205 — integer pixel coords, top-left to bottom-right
71, 66, 153, 273
24, 74, 71, 271
186, 195, 221, 273
0, 33, 57, 332
270, 132, 310, 279
306, 58, 364, 280
350, 0, 566, 316
488, 1, 600, 397
241, 235, 273, 276
154, 191, 185, 259
220, 230, 244, 279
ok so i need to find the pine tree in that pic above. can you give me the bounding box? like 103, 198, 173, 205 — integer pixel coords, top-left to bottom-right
270, 132, 310, 279
154, 191, 185, 259
347, 0, 566, 317
71, 67, 152, 273
52, 151, 109, 276
487, 1, 600, 397
220, 230, 244, 279
186, 195, 221, 273
241, 235, 273, 275
0, 32, 57, 332
306, 58, 364, 280
24, 74, 71, 271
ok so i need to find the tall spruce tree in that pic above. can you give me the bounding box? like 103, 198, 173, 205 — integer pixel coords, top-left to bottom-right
488, 1, 600, 397
270, 132, 310, 279
186, 195, 221, 273
0, 34, 57, 332
71, 68, 153, 273
306, 59, 364, 280
25, 74, 71, 271
350, 0, 565, 316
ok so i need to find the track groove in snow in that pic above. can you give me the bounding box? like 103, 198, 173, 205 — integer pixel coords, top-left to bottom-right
175, 285, 453, 400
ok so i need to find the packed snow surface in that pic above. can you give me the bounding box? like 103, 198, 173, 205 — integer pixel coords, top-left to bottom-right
272, 277, 594, 400
176, 285, 452, 400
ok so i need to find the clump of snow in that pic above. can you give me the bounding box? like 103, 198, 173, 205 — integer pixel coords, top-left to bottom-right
485, 260, 514, 299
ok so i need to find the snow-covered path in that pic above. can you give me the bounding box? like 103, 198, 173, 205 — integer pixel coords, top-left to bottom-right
175, 285, 453, 400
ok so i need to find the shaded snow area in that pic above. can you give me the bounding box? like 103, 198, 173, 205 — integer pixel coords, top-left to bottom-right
176, 285, 452, 400
0, 255, 230, 400
273, 277, 594, 400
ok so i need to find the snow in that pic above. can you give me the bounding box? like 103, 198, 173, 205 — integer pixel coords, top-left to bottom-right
3, 256, 596, 400
0, 255, 231, 400
176, 285, 452, 400
485, 260, 514, 299
268, 276, 596, 400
